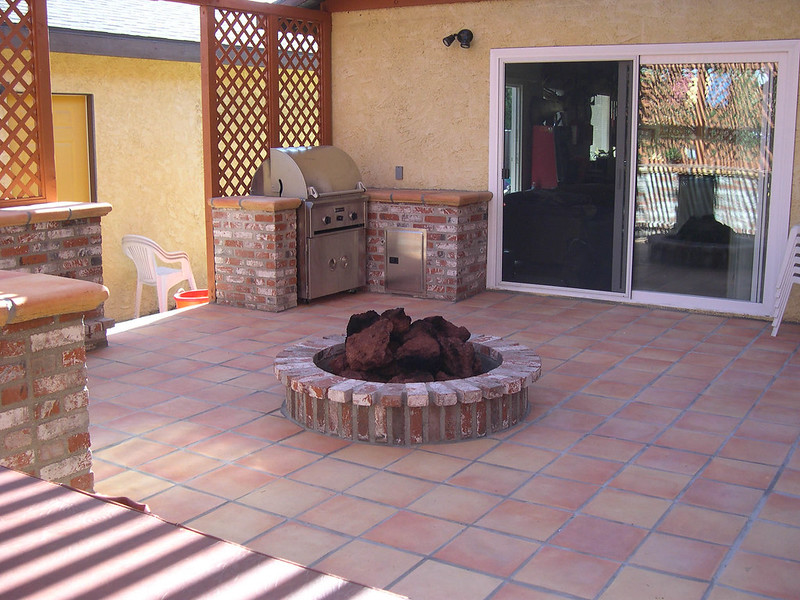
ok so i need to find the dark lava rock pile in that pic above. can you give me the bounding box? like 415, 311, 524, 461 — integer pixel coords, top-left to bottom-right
325, 308, 485, 383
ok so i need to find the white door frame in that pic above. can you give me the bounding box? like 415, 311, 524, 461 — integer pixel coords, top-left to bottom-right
488, 40, 799, 317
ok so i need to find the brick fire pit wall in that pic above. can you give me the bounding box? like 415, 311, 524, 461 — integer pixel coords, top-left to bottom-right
275, 335, 541, 445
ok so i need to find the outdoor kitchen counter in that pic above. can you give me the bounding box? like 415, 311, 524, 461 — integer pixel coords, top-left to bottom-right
0, 466, 406, 600
367, 188, 492, 206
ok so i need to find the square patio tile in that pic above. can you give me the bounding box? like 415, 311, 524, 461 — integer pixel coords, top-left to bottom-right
447, 462, 531, 496
298, 495, 396, 536
657, 504, 747, 545
740, 520, 800, 561
719, 551, 800, 599
289, 457, 377, 492
247, 521, 349, 566
512, 475, 598, 511
347, 471, 435, 506
407, 485, 501, 524
186, 502, 283, 544
631, 532, 727, 579
434, 527, 539, 578
598, 566, 707, 600
476, 499, 571, 541
314, 540, 421, 590
363, 510, 464, 555
550, 515, 647, 561
390, 560, 502, 600
582, 489, 671, 528
186, 464, 276, 499
238, 478, 335, 518
386, 450, 471, 481
514, 546, 619, 598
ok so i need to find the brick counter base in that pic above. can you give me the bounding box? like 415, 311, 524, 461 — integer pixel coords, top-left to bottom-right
366, 189, 491, 302
209, 196, 301, 312
275, 335, 541, 445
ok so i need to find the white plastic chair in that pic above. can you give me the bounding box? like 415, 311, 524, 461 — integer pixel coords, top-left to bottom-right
771, 224, 800, 336
121, 235, 197, 318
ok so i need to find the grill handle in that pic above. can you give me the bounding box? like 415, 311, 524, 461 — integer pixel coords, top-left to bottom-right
308, 181, 366, 199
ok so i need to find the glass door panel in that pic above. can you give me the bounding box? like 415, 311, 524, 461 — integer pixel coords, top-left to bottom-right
501, 61, 632, 292
633, 62, 777, 301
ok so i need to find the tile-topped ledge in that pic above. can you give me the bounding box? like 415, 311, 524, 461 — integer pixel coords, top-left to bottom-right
367, 189, 492, 207
0, 270, 108, 326
208, 195, 302, 212
0, 201, 112, 227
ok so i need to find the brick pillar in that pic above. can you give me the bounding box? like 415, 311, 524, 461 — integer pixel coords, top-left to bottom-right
0, 271, 108, 492
0, 202, 114, 350
209, 196, 301, 312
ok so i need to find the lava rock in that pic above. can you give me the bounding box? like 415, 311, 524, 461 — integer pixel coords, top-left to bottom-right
345, 318, 393, 371
328, 308, 485, 383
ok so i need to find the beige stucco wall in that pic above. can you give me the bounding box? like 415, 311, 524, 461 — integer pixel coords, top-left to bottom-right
330, 0, 800, 320
49, 53, 206, 323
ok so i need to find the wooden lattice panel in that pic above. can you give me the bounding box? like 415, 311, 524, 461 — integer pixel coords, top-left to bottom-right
206, 7, 329, 198
277, 17, 324, 148
211, 8, 271, 198
1, 0, 53, 203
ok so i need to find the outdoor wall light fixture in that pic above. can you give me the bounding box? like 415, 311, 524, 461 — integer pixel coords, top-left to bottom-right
443, 29, 473, 48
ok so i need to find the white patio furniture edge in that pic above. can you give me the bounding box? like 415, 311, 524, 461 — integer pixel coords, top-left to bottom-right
771, 223, 800, 336
122, 234, 197, 319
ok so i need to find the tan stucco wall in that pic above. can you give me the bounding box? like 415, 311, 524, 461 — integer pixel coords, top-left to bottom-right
49, 53, 206, 323
330, 0, 800, 320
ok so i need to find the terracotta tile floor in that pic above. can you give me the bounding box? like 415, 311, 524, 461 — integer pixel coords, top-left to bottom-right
88, 291, 800, 600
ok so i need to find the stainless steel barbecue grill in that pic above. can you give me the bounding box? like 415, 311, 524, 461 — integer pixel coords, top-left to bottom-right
250, 145, 367, 301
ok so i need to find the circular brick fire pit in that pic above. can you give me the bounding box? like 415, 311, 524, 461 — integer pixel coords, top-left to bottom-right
274, 335, 541, 445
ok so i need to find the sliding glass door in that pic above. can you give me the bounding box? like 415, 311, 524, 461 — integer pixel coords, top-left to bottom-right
489, 42, 798, 317
500, 60, 631, 293
633, 61, 776, 302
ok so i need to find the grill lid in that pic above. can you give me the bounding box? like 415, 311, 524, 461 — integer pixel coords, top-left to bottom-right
250, 145, 365, 199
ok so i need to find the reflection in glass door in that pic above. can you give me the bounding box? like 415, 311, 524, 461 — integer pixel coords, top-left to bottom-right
633, 62, 777, 301
501, 61, 631, 292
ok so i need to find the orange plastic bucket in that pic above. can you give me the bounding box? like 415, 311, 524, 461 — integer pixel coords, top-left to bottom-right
174, 289, 209, 309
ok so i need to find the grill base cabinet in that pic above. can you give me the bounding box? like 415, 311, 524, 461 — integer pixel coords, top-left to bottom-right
300, 227, 366, 301
385, 228, 426, 295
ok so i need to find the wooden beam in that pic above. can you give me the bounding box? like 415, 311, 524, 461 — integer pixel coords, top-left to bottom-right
165, 0, 328, 21
322, 0, 490, 11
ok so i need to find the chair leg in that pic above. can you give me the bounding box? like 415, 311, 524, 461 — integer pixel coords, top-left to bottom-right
134, 282, 143, 319
156, 279, 168, 313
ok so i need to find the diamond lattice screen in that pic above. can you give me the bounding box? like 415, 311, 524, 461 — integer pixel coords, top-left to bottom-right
209, 8, 328, 198
277, 17, 323, 148
1, 0, 46, 201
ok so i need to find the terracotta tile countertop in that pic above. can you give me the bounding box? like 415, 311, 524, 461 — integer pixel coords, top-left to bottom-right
209, 190, 492, 210
0, 467, 405, 600
0, 201, 112, 227
0, 271, 109, 326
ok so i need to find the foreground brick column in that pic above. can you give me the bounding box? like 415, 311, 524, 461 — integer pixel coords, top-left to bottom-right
209, 196, 301, 312
0, 271, 108, 492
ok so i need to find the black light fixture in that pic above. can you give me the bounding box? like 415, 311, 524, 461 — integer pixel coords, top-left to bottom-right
443, 29, 473, 49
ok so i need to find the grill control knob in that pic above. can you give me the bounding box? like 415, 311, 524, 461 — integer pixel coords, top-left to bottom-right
322, 216, 331, 225
349, 211, 358, 220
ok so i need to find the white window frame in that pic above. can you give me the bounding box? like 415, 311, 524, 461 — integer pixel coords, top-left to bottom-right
487, 40, 800, 317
